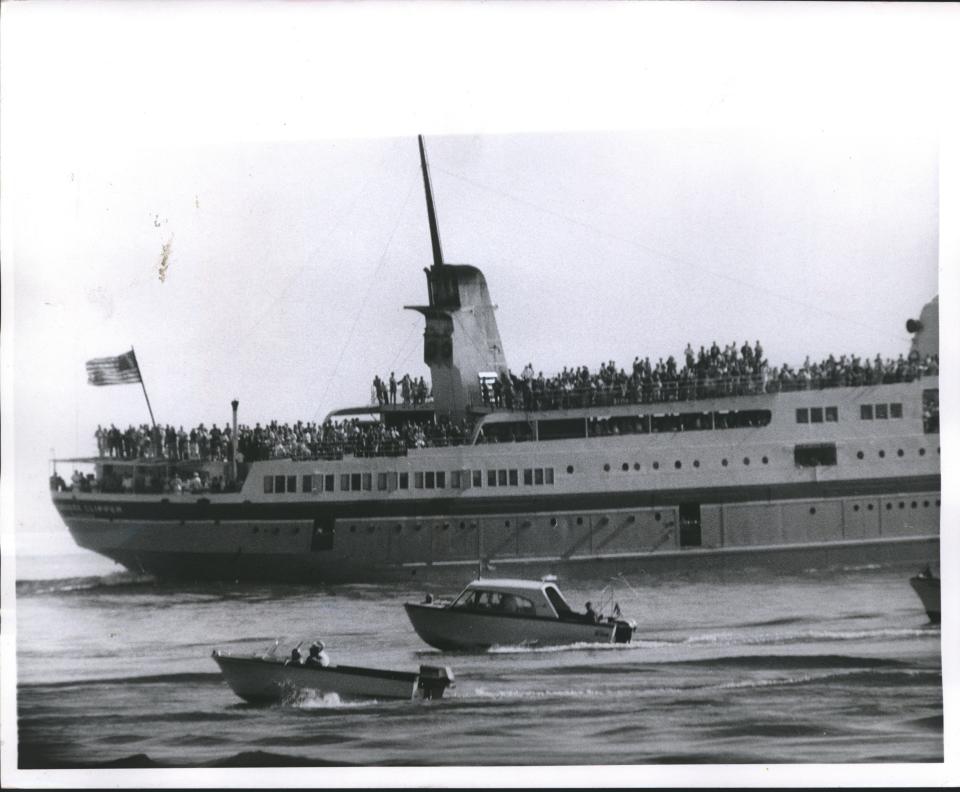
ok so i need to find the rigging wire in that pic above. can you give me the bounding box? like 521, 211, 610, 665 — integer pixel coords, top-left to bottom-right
435, 165, 910, 345
311, 172, 419, 422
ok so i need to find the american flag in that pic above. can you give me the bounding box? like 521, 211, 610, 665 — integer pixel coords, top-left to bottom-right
85, 350, 142, 386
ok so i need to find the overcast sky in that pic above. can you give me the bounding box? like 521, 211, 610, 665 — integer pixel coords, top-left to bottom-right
2, 2, 956, 546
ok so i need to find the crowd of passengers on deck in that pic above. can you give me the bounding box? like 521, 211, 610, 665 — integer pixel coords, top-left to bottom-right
371, 372, 430, 407
480, 343, 939, 411
91, 416, 472, 465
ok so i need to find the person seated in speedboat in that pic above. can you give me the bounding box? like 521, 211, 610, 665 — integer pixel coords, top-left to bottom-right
286, 647, 303, 666
584, 601, 599, 623
304, 641, 330, 668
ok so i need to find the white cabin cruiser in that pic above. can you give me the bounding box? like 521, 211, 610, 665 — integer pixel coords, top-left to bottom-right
404, 577, 636, 651
211, 650, 454, 703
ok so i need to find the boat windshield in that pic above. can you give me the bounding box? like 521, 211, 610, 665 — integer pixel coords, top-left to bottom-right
543, 585, 573, 616
451, 589, 537, 615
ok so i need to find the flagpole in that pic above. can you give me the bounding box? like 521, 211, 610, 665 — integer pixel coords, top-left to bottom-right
131, 346, 158, 435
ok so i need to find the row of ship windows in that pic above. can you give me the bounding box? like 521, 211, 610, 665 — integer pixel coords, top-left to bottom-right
591, 444, 938, 473
245, 499, 940, 536
793, 403, 903, 424
861, 403, 903, 420
264, 467, 556, 495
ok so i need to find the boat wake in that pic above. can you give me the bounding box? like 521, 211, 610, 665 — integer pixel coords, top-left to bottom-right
16, 570, 157, 597
679, 626, 939, 647
485, 639, 668, 655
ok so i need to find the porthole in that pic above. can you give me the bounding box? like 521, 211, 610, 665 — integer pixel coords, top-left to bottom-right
576, 517, 584, 525
693, 460, 700, 468
622, 463, 629, 472
897, 449, 904, 458
253, 526, 259, 534
633, 462, 641, 471
762, 456, 769, 465
414, 524, 422, 532
505, 520, 510, 528
654, 512, 661, 521
653, 461, 660, 470
879, 450, 886, 459
911, 501, 917, 509
898, 502, 905, 509
567, 465, 575, 474
919, 448, 926, 456
603, 463, 611, 472
856, 451, 864, 460
809, 507, 816, 515
853, 504, 860, 512
442, 523, 450, 531
743, 457, 750, 466
936, 499, 941, 507
459, 521, 465, 529
923, 500, 930, 508
886, 503, 893, 510
395, 524, 402, 534
867, 503, 874, 511
350, 525, 356, 533
722, 458, 729, 467
550, 517, 558, 527
674, 460, 682, 470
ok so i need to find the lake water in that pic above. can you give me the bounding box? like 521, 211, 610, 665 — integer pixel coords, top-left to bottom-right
14, 551, 942, 769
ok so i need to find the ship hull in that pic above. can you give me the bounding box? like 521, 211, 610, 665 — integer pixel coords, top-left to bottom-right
59, 493, 939, 584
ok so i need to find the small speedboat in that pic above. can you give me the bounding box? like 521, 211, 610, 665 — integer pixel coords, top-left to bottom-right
909, 565, 941, 624
404, 576, 636, 651
211, 650, 454, 704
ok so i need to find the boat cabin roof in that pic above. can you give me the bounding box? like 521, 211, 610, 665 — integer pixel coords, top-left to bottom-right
463, 578, 561, 594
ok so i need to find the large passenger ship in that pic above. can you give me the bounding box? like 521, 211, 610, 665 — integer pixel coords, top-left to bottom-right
51, 138, 940, 583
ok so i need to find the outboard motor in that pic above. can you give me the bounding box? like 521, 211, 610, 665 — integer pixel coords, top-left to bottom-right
417, 665, 455, 699
613, 620, 636, 644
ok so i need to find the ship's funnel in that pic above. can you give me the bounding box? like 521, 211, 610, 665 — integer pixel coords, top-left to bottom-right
406, 137, 509, 418
908, 296, 938, 359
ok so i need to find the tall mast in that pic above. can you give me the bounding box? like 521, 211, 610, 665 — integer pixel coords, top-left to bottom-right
418, 135, 444, 268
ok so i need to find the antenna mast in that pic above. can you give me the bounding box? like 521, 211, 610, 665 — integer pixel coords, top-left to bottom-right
418, 135, 445, 268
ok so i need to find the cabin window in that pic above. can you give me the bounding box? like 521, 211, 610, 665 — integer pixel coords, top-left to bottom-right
340, 473, 350, 491
399, 472, 409, 489
487, 469, 497, 487
362, 473, 372, 491
325, 474, 335, 492
472, 470, 483, 487
826, 406, 838, 422
415, 471, 424, 489
523, 468, 533, 485
351, 473, 362, 491
538, 417, 587, 441
275, 475, 286, 494
545, 468, 554, 485
890, 402, 903, 419
794, 443, 837, 467
509, 469, 518, 486
263, 476, 274, 494
388, 472, 398, 490
498, 469, 508, 487
302, 475, 313, 493
543, 585, 573, 615
436, 471, 446, 488
875, 403, 888, 420
425, 471, 435, 489
287, 475, 297, 493
452, 470, 462, 489
796, 408, 809, 424
377, 472, 388, 491
534, 468, 544, 485
861, 404, 873, 420
810, 407, 823, 424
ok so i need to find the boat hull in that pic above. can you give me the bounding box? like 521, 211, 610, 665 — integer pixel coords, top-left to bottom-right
909, 576, 941, 623
211, 652, 452, 703
404, 603, 630, 650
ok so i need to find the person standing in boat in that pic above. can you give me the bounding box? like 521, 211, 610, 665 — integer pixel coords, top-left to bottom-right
304, 641, 330, 667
